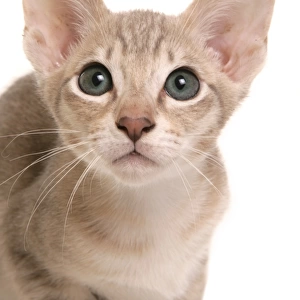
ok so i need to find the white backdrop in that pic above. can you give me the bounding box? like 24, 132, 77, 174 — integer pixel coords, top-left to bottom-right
0, 1, 299, 299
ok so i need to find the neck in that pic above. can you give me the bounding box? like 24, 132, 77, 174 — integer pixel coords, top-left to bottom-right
45, 148, 218, 237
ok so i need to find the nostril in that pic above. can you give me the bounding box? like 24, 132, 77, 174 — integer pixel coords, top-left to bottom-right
116, 123, 127, 131
116, 117, 155, 142
142, 124, 155, 133
116, 122, 130, 138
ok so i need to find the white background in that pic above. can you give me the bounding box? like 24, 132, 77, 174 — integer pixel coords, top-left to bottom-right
0, 1, 299, 299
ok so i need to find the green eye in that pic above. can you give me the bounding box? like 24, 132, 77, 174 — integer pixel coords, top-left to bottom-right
78, 64, 113, 96
164, 69, 200, 101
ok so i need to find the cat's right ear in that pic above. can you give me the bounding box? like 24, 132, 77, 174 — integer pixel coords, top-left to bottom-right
23, 0, 109, 74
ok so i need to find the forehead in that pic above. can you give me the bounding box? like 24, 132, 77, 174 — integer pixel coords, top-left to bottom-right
109, 10, 175, 55
98, 10, 206, 72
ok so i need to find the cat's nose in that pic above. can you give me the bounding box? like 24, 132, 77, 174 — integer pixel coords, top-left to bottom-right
117, 117, 155, 142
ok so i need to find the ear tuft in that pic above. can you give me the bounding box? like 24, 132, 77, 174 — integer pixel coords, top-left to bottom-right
23, 0, 108, 74
181, 0, 274, 83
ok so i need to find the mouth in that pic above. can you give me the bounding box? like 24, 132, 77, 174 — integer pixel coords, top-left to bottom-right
109, 150, 161, 184
113, 150, 156, 167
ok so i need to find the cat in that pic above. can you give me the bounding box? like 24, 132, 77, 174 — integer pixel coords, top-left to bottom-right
0, 0, 274, 299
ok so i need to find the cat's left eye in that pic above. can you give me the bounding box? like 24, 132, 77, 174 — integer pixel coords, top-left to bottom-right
164, 68, 200, 101
78, 64, 113, 96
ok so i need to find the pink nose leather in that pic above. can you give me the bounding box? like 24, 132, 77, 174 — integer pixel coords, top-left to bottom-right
117, 117, 155, 142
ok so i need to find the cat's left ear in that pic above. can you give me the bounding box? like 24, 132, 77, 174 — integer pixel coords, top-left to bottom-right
181, 0, 274, 83
23, 0, 109, 74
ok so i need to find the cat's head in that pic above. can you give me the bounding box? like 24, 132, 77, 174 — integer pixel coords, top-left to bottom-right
22, 0, 274, 185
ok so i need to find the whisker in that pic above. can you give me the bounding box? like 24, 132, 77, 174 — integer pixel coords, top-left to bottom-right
187, 147, 224, 169
0, 128, 80, 139
39, 140, 99, 191
62, 154, 100, 256
10, 148, 64, 162
82, 155, 101, 200
24, 150, 94, 251
172, 1, 202, 51
39, 159, 76, 194
172, 158, 196, 228
176, 0, 200, 42
186, 134, 218, 138
89, 161, 102, 196
66, 153, 99, 213
2, 141, 90, 204
9, 140, 81, 162
180, 154, 223, 196
1, 129, 80, 158
8, 130, 103, 161
172, 159, 192, 191
1, 141, 88, 186
70, 0, 109, 46
37, 154, 89, 206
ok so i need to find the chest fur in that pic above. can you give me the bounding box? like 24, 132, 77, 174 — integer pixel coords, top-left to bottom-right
58, 185, 213, 299
67, 219, 207, 299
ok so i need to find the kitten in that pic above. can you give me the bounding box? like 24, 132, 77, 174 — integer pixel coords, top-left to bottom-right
0, 0, 274, 299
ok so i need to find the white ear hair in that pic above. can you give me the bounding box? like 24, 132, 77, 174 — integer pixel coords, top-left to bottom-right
181, 0, 274, 83
23, 0, 108, 74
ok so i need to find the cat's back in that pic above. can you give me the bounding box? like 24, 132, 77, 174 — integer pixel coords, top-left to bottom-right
0, 74, 56, 197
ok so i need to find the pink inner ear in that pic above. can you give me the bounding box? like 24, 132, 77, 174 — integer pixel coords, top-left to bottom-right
207, 37, 231, 67
46, 24, 76, 66
206, 24, 269, 82
23, 0, 80, 73
207, 30, 243, 81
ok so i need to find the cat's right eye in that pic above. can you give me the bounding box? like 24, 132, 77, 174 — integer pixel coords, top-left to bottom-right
78, 64, 113, 96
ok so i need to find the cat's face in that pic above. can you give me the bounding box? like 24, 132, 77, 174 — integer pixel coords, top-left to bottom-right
41, 11, 234, 184
23, 0, 274, 185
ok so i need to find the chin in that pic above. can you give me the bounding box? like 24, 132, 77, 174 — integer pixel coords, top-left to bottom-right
108, 152, 163, 186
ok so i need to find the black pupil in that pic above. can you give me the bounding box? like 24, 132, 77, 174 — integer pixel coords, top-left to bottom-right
92, 72, 105, 87
175, 75, 186, 90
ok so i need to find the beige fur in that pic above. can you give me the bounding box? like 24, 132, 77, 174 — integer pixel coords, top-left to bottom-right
0, 1, 274, 299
